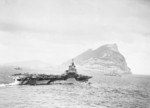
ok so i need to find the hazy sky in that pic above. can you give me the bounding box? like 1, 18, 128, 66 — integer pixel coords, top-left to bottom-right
0, 0, 150, 75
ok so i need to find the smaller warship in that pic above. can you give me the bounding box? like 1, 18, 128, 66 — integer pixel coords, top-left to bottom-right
104, 70, 121, 77
10, 60, 92, 85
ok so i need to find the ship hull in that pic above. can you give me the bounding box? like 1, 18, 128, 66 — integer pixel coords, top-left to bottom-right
35, 80, 50, 85
52, 78, 77, 84
12, 75, 91, 85
12, 77, 91, 85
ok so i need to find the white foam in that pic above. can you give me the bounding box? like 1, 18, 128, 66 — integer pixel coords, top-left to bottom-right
0, 82, 19, 87
8, 82, 18, 86
0, 84, 6, 87
90, 83, 99, 88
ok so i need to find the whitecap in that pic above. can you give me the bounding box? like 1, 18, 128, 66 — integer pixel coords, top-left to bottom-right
7, 82, 19, 86
0, 84, 6, 87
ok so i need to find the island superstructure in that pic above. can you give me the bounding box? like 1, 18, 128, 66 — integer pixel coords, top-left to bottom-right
10, 60, 92, 85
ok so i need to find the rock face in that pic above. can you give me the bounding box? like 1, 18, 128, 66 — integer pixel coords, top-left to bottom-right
64, 43, 131, 74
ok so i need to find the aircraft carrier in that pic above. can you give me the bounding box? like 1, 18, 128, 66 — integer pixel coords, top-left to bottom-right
10, 60, 92, 85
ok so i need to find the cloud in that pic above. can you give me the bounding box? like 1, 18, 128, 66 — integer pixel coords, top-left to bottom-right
0, 0, 150, 37
0, 31, 88, 65
0, 22, 33, 32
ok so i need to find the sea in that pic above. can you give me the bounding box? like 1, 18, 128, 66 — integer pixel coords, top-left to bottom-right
0, 75, 150, 108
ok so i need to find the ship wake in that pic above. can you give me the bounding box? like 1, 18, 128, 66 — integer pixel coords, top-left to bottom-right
0, 82, 19, 87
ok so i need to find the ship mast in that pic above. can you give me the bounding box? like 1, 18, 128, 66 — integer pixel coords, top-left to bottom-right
71, 59, 75, 67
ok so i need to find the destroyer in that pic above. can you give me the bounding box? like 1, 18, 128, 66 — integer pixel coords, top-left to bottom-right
10, 60, 92, 85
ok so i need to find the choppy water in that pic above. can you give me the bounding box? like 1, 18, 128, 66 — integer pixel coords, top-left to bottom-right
0, 84, 105, 108
0, 75, 150, 108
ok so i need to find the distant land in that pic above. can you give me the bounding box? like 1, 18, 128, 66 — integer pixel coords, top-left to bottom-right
63, 43, 131, 75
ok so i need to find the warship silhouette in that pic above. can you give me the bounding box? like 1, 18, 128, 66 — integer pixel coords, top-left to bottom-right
10, 60, 92, 85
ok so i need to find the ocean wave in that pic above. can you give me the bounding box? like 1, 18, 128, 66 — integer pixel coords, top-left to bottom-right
0, 82, 18, 87
0, 84, 6, 87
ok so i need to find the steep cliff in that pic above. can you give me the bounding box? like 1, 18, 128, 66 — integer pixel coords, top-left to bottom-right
64, 44, 131, 74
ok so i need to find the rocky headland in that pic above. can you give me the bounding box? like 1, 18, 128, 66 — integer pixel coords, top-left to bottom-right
63, 43, 131, 75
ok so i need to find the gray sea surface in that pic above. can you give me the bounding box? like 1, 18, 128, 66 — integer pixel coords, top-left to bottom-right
0, 75, 150, 108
